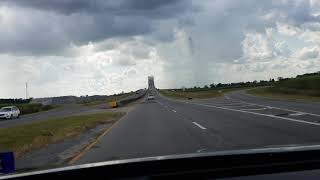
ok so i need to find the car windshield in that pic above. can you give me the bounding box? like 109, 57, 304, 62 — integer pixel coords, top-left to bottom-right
0, 0, 320, 176
0, 108, 11, 112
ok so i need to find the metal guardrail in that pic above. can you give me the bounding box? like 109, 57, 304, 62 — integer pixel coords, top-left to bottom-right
116, 90, 147, 107
0, 152, 15, 174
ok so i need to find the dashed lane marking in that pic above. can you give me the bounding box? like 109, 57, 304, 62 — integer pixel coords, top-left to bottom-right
192, 122, 207, 130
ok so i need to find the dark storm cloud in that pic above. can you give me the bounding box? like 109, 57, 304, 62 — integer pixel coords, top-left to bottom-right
0, 0, 192, 55
1, 0, 190, 18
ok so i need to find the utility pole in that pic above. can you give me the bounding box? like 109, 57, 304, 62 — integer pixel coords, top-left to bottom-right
26, 82, 29, 99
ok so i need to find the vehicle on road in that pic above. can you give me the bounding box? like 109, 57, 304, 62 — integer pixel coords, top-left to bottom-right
147, 95, 155, 100
0, 106, 20, 119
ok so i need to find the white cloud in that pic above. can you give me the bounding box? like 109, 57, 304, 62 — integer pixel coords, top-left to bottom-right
294, 46, 320, 59
242, 30, 275, 61
277, 22, 302, 36
1, 0, 320, 97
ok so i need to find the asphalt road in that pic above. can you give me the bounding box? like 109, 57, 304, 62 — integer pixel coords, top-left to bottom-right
77, 89, 320, 164
0, 91, 146, 129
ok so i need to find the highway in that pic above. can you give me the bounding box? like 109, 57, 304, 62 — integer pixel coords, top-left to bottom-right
0, 104, 106, 129
76, 89, 320, 164
0, 91, 146, 129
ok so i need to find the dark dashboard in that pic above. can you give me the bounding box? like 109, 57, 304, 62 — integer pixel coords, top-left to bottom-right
3, 145, 320, 179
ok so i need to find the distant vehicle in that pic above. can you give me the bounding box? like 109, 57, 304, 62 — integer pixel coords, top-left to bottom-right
147, 95, 155, 100
0, 106, 20, 119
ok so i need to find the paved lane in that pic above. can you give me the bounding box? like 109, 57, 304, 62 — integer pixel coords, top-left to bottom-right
77, 99, 212, 164
77, 90, 320, 164
225, 90, 320, 115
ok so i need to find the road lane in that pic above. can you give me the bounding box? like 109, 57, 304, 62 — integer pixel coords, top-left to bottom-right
225, 90, 320, 115
77, 90, 320, 164
157, 94, 320, 147
77, 99, 217, 164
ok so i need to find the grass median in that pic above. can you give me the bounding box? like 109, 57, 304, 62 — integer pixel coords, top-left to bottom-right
81, 92, 134, 106
247, 87, 320, 101
0, 103, 56, 115
0, 111, 124, 157
246, 74, 320, 101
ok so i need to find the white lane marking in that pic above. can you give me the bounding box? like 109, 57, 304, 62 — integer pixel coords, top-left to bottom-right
214, 102, 245, 106
223, 104, 255, 108
197, 148, 207, 153
289, 112, 307, 116
192, 122, 207, 130
157, 101, 178, 113
239, 107, 268, 111
190, 102, 320, 127
235, 100, 320, 117
225, 96, 231, 100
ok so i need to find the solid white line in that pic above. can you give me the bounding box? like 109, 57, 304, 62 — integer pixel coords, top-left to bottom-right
172, 110, 177, 113
235, 100, 320, 117
190, 102, 320, 127
197, 148, 207, 153
192, 122, 207, 130
239, 108, 268, 111
214, 102, 245, 106
224, 104, 255, 108
289, 112, 307, 116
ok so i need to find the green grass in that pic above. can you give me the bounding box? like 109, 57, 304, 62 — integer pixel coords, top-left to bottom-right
277, 75, 320, 90
0, 111, 124, 157
247, 87, 320, 101
246, 74, 320, 101
81, 93, 134, 106
81, 100, 107, 106
0, 103, 56, 115
160, 87, 250, 99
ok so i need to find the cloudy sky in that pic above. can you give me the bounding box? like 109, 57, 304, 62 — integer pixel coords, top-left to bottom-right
0, 0, 320, 98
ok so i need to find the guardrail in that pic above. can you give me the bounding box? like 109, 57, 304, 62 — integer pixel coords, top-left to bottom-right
0, 152, 15, 174
116, 90, 147, 107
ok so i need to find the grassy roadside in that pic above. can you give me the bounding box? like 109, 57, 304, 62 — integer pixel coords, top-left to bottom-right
81, 93, 134, 106
246, 87, 320, 101
0, 103, 56, 115
246, 74, 320, 101
159, 87, 251, 99
0, 111, 124, 157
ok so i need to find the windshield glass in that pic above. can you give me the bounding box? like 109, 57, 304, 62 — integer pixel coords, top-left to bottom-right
0, 0, 320, 176
0, 108, 11, 112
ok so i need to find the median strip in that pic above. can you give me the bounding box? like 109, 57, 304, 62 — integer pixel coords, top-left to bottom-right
0, 111, 124, 158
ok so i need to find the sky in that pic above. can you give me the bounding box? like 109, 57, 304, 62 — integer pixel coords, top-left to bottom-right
0, 0, 320, 98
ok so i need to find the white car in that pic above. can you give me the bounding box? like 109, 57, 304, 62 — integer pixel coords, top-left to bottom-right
147, 95, 155, 100
0, 106, 20, 119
